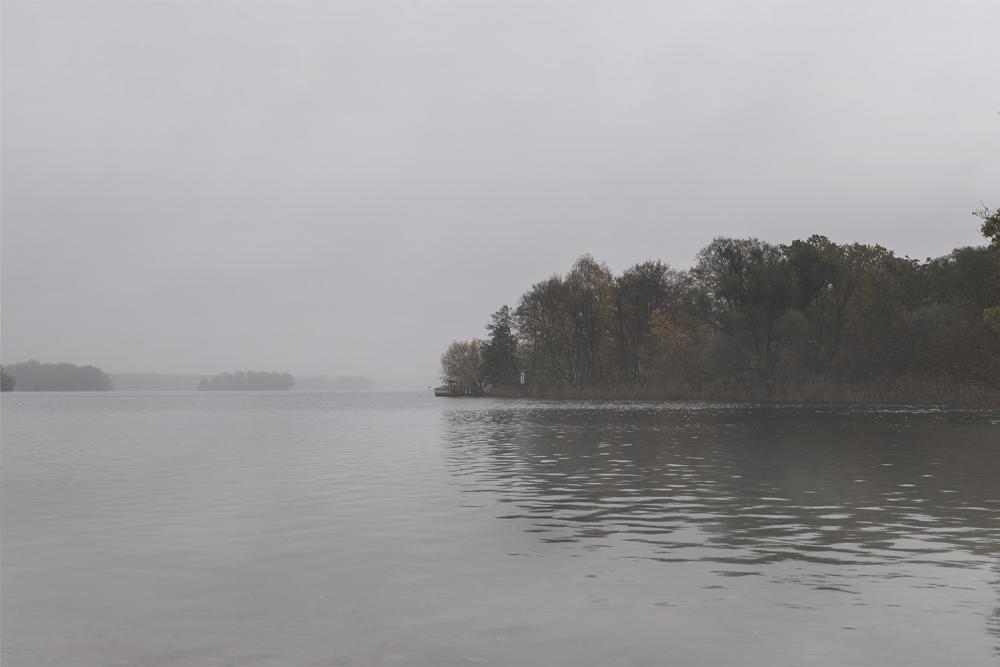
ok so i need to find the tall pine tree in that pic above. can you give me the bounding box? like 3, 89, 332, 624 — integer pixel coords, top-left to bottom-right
481, 305, 519, 388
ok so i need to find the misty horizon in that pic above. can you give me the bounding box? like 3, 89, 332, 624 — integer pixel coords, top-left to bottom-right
4, 226, 995, 390
3, 1, 998, 389
4, 3, 1000, 665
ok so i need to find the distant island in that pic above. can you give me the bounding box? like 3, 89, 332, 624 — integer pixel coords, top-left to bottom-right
197, 370, 295, 391
0, 367, 366, 392
2, 360, 113, 391
440, 214, 1000, 406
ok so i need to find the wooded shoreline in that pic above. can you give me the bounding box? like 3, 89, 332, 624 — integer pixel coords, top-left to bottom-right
440, 220, 1000, 407
481, 377, 999, 408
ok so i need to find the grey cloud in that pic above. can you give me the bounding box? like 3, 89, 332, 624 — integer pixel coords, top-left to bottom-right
3, 0, 998, 386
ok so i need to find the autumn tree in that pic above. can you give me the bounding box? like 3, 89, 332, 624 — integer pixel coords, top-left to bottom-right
440, 340, 484, 395
515, 276, 576, 386
565, 255, 616, 386
614, 261, 687, 385
692, 238, 795, 383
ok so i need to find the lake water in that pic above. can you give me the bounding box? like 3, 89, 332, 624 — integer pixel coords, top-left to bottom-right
3, 392, 999, 666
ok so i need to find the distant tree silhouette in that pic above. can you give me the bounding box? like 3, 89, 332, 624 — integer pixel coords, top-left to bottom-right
1, 366, 14, 391
3, 360, 112, 391
197, 370, 295, 391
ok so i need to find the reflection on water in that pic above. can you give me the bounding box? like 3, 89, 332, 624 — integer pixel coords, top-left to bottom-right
3, 393, 999, 666
443, 401, 1000, 654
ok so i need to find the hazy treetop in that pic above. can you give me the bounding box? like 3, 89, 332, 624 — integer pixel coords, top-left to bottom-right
2, 0, 997, 388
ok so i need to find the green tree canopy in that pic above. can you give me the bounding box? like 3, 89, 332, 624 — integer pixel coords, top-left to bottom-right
976, 207, 1000, 249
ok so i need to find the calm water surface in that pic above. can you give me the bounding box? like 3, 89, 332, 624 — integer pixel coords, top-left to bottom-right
3, 392, 999, 666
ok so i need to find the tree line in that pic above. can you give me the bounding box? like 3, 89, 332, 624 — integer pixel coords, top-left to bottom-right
197, 370, 295, 391
0, 363, 298, 392
1, 360, 113, 391
441, 214, 1000, 404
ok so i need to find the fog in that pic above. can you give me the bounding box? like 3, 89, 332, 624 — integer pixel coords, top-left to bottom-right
2, 0, 998, 388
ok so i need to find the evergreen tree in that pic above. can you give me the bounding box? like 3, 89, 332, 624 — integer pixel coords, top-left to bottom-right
481, 305, 519, 388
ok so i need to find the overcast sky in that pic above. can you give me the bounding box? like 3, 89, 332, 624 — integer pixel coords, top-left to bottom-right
2, 0, 998, 387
